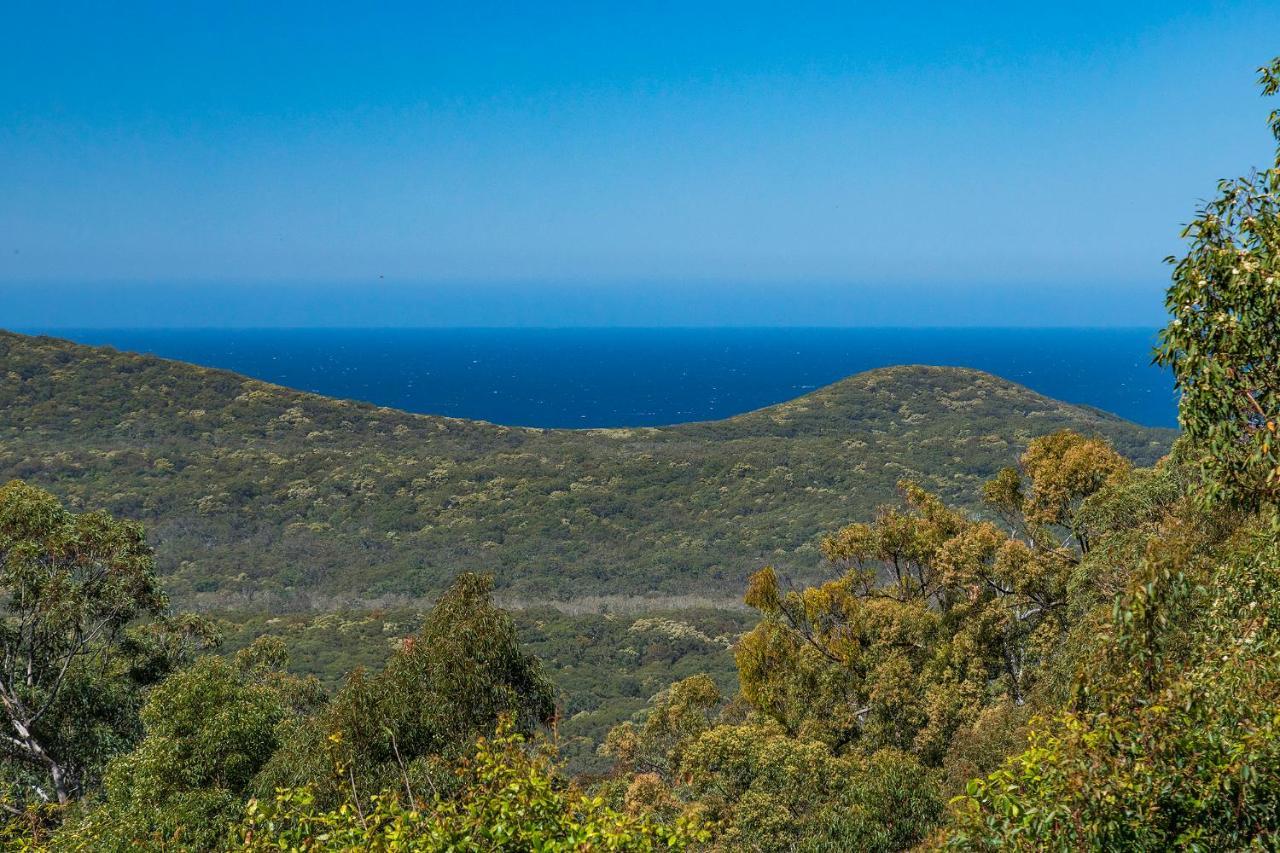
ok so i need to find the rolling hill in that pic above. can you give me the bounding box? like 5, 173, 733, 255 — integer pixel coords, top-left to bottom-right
0, 330, 1174, 611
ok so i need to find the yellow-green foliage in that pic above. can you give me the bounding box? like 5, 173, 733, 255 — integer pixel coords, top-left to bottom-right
236, 719, 703, 851
944, 514, 1280, 850
677, 723, 941, 852
735, 431, 1124, 760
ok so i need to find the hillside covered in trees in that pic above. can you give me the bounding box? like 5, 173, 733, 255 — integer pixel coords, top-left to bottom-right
0, 330, 1170, 610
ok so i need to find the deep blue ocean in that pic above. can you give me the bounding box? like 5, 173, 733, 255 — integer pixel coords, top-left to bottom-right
36, 328, 1178, 429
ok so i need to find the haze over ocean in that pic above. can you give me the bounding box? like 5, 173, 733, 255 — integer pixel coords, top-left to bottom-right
32, 327, 1176, 429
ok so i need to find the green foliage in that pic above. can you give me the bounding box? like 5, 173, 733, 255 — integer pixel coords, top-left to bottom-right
945, 516, 1280, 850
236, 718, 703, 851
48, 640, 325, 851
0, 480, 215, 807
0, 332, 1172, 608
676, 723, 941, 852
1156, 59, 1280, 509
252, 573, 556, 809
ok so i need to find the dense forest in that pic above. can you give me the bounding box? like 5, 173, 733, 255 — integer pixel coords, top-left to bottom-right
0, 330, 1174, 782
0, 57, 1277, 852
0, 332, 1169, 608
2, 332, 1181, 782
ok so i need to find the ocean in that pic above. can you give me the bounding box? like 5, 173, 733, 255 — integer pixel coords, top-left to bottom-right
35, 328, 1178, 429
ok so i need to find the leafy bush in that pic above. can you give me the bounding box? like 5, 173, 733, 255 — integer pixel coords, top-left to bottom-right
237, 718, 702, 851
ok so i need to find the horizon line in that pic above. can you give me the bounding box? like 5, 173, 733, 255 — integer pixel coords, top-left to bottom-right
9, 324, 1166, 332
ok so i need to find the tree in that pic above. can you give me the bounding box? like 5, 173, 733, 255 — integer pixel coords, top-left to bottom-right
52, 639, 324, 851
599, 674, 725, 783
0, 480, 214, 807
982, 429, 1131, 556
1156, 58, 1280, 509
252, 572, 556, 810
733, 432, 1124, 758
676, 722, 941, 852
944, 515, 1280, 850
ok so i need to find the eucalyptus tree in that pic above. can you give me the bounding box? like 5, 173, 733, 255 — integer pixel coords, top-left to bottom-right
252, 571, 556, 810
1157, 58, 1280, 509
0, 480, 213, 806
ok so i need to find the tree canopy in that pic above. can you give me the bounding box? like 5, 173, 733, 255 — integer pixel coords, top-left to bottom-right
1156, 58, 1280, 509
0, 480, 214, 808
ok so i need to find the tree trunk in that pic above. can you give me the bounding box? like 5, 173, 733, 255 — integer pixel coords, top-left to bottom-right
47, 761, 70, 804
8, 716, 71, 803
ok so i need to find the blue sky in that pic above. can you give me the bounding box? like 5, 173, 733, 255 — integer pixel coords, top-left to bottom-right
2, 1, 1279, 327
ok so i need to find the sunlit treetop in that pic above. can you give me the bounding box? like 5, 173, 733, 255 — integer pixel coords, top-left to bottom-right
1156, 58, 1280, 510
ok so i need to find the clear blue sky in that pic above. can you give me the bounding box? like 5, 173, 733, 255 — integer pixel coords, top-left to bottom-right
2, 1, 1278, 327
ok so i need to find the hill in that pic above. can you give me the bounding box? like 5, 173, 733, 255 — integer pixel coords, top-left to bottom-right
0, 330, 1173, 611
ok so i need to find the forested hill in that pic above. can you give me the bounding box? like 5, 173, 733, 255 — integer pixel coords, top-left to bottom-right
0, 330, 1173, 610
